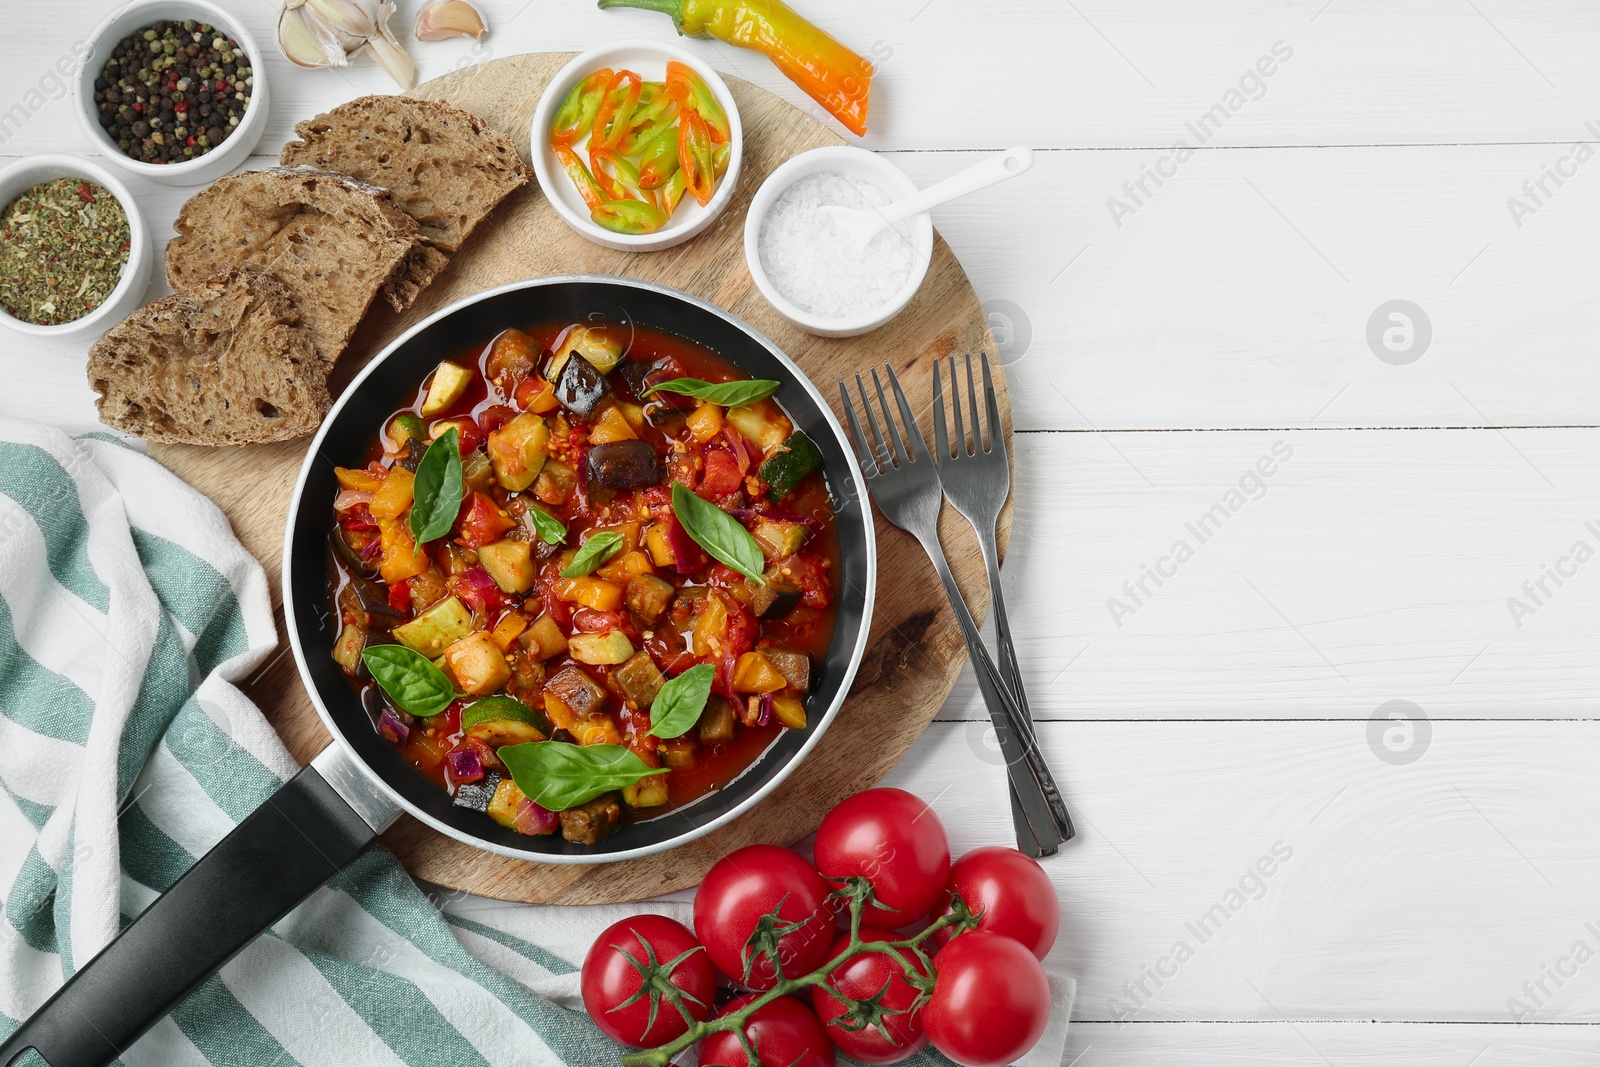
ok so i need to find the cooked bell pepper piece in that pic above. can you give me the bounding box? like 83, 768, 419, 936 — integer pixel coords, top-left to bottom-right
550, 67, 614, 145
592, 198, 670, 235
664, 60, 730, 144
591, 69, 643, 151
597, 0, 873, 137
678, 110, 716, 206
637, 124, 681, 190
552, 142, 605, 210
589, 146, 647, 202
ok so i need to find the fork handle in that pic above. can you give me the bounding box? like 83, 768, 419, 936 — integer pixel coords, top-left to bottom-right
976, 525, 1076, 843
913, 529, 1064, 855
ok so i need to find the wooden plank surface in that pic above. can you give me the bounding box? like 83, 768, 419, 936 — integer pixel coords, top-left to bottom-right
3, 0, 1599, 1057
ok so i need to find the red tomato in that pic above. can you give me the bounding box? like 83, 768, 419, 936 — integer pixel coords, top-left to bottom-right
699, 993, 835, 1067
581, 915, 716, 1048
929, 847, 1059, 960
697, 448, 744, 500
693, 845, 836, 989
810, 929, 928, 1064
924, 933, 1050, 1067
572, 608, 631, 634
478, 403, 516, 438
813, 788, 950, 928
431, 416, 484, 455
455, 492, 516, 548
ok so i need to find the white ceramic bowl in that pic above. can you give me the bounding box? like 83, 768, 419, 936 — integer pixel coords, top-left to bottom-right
0, 155, 153, 340
75, 0, 270, 187
530, 40, 743, 252
743, 146, 935, 338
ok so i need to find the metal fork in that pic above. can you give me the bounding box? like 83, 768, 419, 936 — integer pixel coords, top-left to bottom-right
840, 364, 1065, 857
934, 351, 1076, 847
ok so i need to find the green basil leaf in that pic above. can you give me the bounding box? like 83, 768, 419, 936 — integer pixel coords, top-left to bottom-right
409, 427, 464, 544
672, 482, 765, 585
499, 741, 667, 811
647, 663, 714, 738
361, 644, 459, 717
645, 377, 781, 407
559, 530, 624, 578
527, 505, 568, 546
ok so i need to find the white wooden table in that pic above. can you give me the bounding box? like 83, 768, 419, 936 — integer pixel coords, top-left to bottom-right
6, 1, 1600, 1061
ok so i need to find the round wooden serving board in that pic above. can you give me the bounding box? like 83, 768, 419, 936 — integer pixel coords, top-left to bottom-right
150, 52, 1011, 904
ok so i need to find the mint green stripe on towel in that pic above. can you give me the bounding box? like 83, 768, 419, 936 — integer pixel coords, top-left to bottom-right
298, 943, 492, 1067
0, 597, 92, 747
444, 916, 578, 977
118, 804, 195, 894
0, 443, 108, 612
117, 614, 194, 799
5, 850, 58, 956
162, 703, 284, 824
130, 530, 249, 676
169, 974, 292, 1067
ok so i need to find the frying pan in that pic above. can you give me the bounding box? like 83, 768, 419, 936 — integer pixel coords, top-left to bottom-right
1, 277, 877, 1067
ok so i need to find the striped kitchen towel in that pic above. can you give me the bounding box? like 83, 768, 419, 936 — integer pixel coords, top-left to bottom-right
0, 420, 1072, 1067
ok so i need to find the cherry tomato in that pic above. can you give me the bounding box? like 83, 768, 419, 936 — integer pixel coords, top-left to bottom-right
923, 932, 1050, 1067
699, 993, 835, 1067
477, 403, 516, 438
810, 929, 928, 1064
693, 845, 836, 989
581, 915, 716, 1048
929, 846, 1060, 960
813, 788, 950, 928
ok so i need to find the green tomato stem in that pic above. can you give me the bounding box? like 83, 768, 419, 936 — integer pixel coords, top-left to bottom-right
617, 895, 975, 1067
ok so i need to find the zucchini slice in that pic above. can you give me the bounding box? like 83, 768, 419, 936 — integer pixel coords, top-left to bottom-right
759, 431, 824, 501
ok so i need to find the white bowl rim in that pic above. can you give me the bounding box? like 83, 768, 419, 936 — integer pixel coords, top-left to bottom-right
75, 0, 268, 178
0, 154, 150, 337
743, 145, 936, 335
529, 39, 744, 250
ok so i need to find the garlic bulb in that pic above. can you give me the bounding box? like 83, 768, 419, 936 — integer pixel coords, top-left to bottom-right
414, 0, 489, 42
277, 0, 417, 89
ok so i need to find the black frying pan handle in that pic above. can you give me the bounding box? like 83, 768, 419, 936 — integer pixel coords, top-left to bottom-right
0, 754, 393, 1067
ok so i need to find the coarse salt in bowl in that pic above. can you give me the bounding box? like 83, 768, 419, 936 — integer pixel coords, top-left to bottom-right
744, 147, 934, 338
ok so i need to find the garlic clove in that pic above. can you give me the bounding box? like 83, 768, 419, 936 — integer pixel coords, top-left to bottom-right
367, 0, 419, 89
306, 0, 380, 39
414, 0, 489, 42
279, 4, 356, 68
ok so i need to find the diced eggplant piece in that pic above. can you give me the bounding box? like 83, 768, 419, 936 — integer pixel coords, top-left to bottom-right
478, 540, 535, 593
749, 576, 803, 619
612, 359, 655, 398
396, 436, 425, 473
487, 413, 550, 492
698, 695, 737, 742
613, 651, 666, 708
558, 792, 622, 845
520, 615, 569, 660
625, 573, 676, 623
486, 778, 527, 828
764, 649, 811, 694
587, 440, 662, 490
486, 328, 540, 386
659, 737, 697, 769
553, 353, 611, 417
452, 770, 504, 813
338, 576, 406, 630
546, 665, 607, 717
333, 621, 371, 675
331, 528, 379, 580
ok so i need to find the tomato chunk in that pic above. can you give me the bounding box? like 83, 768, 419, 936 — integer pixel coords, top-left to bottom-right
455, 492, 516, 548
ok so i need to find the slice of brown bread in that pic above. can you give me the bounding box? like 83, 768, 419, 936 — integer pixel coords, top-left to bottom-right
88, 269, 331, 446
280, 96, 532, 305
165, 167, 420, 364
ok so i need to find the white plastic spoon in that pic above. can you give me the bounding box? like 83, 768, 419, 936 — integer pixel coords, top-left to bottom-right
819, 145, 1034, 249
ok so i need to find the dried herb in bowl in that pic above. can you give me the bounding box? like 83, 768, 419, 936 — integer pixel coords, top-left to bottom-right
93, 20, 253, 165
0, 180, 131, 326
